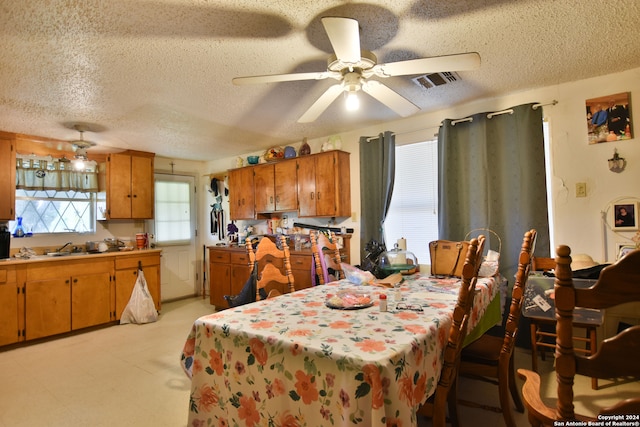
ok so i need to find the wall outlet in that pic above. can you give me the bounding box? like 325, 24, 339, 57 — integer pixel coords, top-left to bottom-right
576, 182, 587, 198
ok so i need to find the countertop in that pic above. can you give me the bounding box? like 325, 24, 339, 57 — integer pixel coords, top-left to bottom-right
0, 248, 162, 266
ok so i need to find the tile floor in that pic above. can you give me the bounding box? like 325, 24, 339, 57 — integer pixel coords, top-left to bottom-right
0, 297, 637, 427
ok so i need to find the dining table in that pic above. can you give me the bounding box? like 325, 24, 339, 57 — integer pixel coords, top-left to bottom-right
180, 271, 502, 427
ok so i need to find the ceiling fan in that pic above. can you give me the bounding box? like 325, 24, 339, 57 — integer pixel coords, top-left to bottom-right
232, 16, 481, 123
67, 124, 97, 169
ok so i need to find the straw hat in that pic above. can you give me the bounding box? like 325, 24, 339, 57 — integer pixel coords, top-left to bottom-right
572, 253, 599, 270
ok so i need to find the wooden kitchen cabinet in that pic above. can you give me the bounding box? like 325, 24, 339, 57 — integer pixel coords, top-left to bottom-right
25, 258, 112, 340
0, 265, 19, 346
107, 151, 155, 219
297, 151, 351, 217
71, 264, 112, 330
208, 248, 250, 309
290, 253, 313, 290
228, 167, 255, 220
0, 136, 16, 220
253, 161, 297, 214
114, 251, 161, 320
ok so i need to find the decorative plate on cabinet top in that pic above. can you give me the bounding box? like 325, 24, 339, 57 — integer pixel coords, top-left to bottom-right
284, 146, 296, 158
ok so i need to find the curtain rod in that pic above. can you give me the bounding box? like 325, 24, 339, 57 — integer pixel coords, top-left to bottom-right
533, 100, 558, 110
449, 100, 559, 125
363, 100, 560, 138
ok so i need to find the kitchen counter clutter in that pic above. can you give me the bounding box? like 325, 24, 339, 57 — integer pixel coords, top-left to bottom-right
0, 248, 162, 348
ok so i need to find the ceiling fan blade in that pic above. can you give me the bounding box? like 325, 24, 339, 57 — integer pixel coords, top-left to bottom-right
362, 80, 420, 117
298, 84, 344, 123
233, 71, 337, 85
373, 52, 481, 77
321, 17, 361, 64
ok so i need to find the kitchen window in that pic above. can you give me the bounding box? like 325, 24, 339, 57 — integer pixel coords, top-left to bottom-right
8, 154, 98, 234
384, 139, 438, 264
10, 189, 97, 234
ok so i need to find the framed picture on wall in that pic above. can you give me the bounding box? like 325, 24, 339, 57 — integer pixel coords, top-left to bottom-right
586, 92, 633, 144
612, 202, 638, 231
616, 244, 636, 260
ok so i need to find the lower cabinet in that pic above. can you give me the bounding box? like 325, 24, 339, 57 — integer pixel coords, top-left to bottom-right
72, 269, 112, 330
290, 253, 313, 290
25, 258, 113, 340
0, 250, 163, 347
114, 252, 161, 320
209, 247, 316, 309
209, 248, 250, 309
0, 265, 19, 346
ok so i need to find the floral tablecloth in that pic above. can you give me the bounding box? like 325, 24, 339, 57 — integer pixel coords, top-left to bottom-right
181, 273, 500, 427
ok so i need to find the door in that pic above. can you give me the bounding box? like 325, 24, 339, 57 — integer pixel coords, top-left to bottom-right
108, 153, 133, 218
151, 173, 197, 301
296, 156, 316, 217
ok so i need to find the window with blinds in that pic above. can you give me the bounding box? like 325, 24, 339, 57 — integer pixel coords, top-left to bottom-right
384, 139, 438, 265
154, 180, 192, 245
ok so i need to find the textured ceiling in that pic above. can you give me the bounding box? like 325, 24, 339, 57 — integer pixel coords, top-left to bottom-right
1, 0, 640, 160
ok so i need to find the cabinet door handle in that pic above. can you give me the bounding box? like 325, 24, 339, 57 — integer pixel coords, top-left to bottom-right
310, 192, 314, 200
133, 194, 137, 198
317, 192, 320, 200
127, 194, 132, 198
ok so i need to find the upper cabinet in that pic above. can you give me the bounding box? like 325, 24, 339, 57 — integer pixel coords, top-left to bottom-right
297, 151, 351, 218
254, 161, 297, 214
107, 151, 155, 219
0, 137, 16, 220
228, 150, 350, 220
228, 167, 255, 220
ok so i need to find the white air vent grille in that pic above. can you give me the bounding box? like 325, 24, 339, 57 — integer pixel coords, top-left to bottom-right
412, 71, 460, 90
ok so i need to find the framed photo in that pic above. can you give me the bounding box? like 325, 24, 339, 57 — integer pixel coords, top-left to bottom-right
586, 92, 633, 144
612, 202, 638, 231
616, 244, 636, 261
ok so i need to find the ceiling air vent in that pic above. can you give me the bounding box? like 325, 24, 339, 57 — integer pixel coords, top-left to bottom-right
412, 71, 460, 89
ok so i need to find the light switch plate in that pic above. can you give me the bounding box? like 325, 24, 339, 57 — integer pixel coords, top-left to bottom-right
576, 182, 587, 197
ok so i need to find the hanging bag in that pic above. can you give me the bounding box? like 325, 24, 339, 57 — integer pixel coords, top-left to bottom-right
120, 269, 158, 324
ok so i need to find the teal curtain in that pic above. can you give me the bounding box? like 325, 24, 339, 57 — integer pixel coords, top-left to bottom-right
438, 103, 550, 283
359, 131, 395, 262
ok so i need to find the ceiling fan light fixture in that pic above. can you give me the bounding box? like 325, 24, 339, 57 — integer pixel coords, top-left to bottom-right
73, 146, 88, 170
343, 71, 362, 111
345, 90, 359, 111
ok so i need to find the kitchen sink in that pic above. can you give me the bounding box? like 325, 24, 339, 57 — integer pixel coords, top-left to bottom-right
46, 252, 71, 257
45, 251, 91, 257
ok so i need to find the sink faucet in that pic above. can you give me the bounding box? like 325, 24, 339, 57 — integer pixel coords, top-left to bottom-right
56, 242, 74, 253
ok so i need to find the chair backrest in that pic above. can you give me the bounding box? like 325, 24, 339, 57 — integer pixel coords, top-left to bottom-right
246, 235, 295, 300
310, 231, 343, 284
532, 256, 555, 272
430, 237, 482, 412
500, 229, 537, 358
554, 245, 640, 419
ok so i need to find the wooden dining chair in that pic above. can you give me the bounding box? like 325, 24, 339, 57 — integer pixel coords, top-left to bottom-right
454, 229, 537, 427
246, 235, 295, 300
517, 246, 640, 426
310, 231, 343, 284
529, 255, 601, 389
417, 236, 484, 427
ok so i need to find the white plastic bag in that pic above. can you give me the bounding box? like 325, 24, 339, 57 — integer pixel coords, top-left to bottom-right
120, 269, 158, 324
